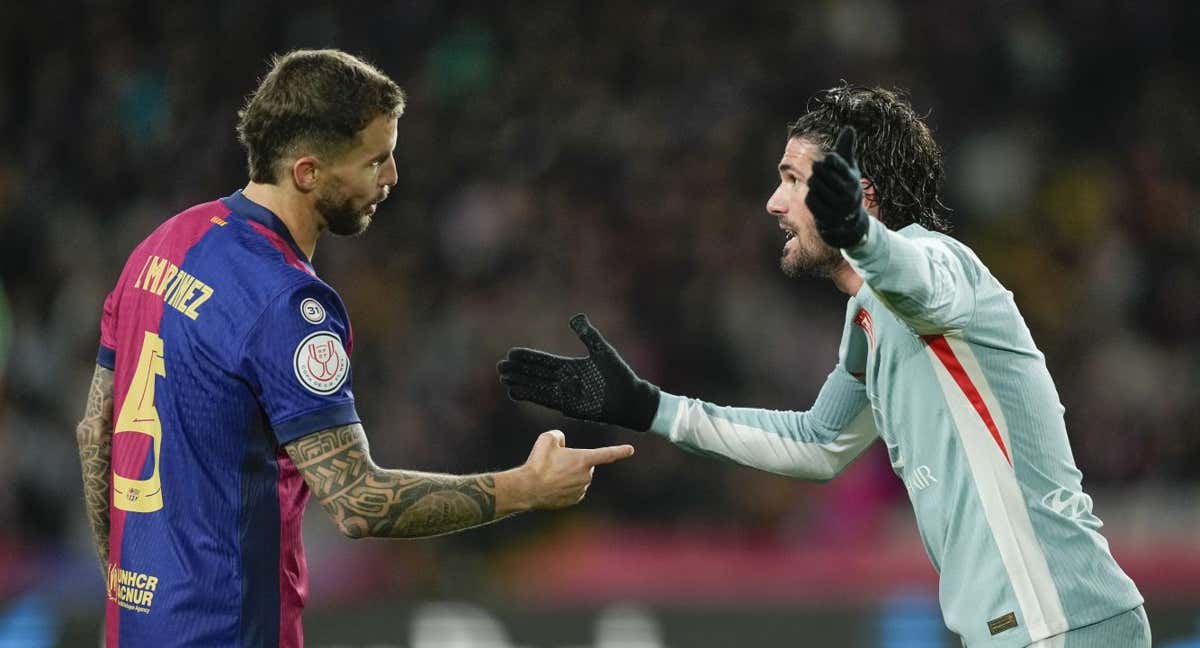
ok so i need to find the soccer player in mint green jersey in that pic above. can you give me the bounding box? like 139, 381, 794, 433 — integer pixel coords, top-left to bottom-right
498, 85, 1148, 647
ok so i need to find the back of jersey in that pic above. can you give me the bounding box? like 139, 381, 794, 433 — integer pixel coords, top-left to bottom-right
97, 192, 358, 647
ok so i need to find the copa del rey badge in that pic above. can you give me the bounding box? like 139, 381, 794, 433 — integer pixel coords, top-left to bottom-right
294, 331, 349, 395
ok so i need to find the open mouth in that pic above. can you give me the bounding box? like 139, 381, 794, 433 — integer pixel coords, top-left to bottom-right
780, 224, 797, 242
365, 192, 387, 215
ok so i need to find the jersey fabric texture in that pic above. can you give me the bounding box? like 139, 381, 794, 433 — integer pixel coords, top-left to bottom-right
96, 190, 360, 647
1026, 605, 1150, 648
648, 218, 1144, 646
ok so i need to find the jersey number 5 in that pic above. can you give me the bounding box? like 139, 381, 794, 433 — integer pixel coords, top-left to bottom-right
113, 331, 166, 513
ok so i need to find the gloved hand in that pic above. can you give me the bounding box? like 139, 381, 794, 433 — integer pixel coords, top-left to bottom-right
497, 314, 660, 431
806, 126, 869, 249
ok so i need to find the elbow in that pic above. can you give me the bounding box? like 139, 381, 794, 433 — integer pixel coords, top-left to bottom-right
782, 468, 837, 483
327, 495, 373, 539
336, 519, 371, 540
814, 455, 859, 483
340, 526, 369, 540
811, 468, 840, 482
777, 457, 841, 483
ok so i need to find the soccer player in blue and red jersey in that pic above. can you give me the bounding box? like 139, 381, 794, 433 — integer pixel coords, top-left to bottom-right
74, 49, 634, 648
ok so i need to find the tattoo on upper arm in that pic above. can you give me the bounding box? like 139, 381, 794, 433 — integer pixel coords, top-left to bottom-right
283, 425, 371, 500
77, 365, 114, 572
285, 424, 499, 538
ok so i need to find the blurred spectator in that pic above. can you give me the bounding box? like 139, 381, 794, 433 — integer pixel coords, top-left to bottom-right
1, 0, 1195, 609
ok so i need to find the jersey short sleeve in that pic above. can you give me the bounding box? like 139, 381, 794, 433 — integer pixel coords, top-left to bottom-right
97, 286, 119, 369
239, 279, 360, 445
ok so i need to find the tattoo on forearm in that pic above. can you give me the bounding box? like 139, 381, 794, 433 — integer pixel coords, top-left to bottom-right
286, 425, 499, 538
76, 366, 114, 573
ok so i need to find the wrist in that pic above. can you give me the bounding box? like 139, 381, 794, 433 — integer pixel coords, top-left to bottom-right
848, 208, 870, 248
627, 380, 661, 432
646, 390, 681, 438
492, 466, 535, 517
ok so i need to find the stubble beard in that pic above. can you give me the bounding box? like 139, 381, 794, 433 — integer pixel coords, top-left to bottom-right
316, 184, 373, 238
780, 237, 843, 279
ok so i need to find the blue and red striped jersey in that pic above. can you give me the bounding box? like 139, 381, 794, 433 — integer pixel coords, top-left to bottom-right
97, 190, 360, 647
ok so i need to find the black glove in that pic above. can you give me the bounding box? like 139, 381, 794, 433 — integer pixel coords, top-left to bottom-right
806, 126, 869, 249
497, 314, 660, 431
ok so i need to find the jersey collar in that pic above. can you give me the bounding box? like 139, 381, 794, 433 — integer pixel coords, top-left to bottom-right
222, 190, 316, 274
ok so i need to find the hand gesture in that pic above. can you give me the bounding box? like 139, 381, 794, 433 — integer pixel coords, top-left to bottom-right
520, 430, 635, 510
498, 314, 660, 431
806, 126, 869, 249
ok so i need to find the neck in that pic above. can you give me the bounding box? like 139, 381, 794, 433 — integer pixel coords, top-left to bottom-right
241, 182, 320, 259
830, 260, 864, 296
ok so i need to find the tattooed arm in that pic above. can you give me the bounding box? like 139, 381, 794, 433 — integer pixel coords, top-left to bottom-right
76, 364, 114, 574
285, 424, 634, 539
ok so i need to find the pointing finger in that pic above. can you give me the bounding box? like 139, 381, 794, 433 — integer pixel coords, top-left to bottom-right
834, 126, 857, 168
814, 152, 853, 185
578, 444, 636, 466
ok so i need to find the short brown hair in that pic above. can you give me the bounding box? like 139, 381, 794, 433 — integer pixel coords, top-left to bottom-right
237, 49, 406, 183
788, 85, 950, 233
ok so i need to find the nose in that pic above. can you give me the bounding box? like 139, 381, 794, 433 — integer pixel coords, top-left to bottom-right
380, 154, 399, 188
766, 183, 787, 217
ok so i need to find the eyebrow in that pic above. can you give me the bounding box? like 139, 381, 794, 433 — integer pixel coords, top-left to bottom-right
778, 163, 805, 177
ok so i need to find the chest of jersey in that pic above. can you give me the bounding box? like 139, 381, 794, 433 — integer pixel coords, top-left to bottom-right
843, 291, 968, 498
846, 293, 934, 433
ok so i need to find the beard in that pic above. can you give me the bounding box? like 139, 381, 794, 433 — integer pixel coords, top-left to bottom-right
780, 235, 843, 279
315, 183, 374, 237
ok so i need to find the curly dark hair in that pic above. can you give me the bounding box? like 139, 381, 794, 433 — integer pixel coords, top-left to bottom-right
788, 84, 950, 232
237, 49, 406, 184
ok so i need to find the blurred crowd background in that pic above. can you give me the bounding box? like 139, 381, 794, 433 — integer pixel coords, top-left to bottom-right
1, 1, 1197, 646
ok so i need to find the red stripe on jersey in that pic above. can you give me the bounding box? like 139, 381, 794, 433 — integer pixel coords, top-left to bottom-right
925, 335, 1012, 465
104, 200, 229, 647
276, 449, 309, 648
246, 220, 315, 277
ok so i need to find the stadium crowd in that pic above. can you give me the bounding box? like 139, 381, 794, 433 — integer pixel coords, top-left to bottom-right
0, 0, 1195, 606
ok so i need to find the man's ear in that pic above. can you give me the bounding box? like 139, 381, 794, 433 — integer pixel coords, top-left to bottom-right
862, 177, 880, 217
291, 156, 320, 193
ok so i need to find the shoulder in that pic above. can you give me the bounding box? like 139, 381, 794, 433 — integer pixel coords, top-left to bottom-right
236, 276, 356, 413
260, 277, 349, 330
901, 225, 986, 282
191, 216, 337, 314
161, 202, 349, 339
240, 276, 352, 365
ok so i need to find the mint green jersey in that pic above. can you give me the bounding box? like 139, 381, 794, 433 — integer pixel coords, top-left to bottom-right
648, 219, 1143, 646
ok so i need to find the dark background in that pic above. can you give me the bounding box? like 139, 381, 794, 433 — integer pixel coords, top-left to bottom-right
1, 1, 1197, 646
